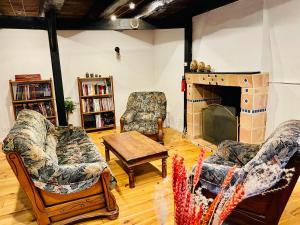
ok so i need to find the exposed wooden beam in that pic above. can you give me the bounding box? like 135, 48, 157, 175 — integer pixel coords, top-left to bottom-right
40, 0, 65, 17
120, 0, 153, 18
85, 0, 117, 20
46, 9, 67, 126
0, 15, 46, 29
56, 18, 159, 30
99, 0, 131, 19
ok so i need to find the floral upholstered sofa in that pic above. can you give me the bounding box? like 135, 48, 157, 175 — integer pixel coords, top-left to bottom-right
2, 109, 115, 194
189, 120, 300, 225
120, 92, 167, 143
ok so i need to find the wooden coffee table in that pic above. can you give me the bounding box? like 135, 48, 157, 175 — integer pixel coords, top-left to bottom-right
102, 131, 168, 188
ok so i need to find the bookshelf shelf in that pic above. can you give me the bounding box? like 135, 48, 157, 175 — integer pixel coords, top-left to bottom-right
12, 98, 54, 104
9, 78, 57, 125
77, 76, 116, 131
85, 125, 115, 132
82, 110, 114, 115
81, 94, 113, 98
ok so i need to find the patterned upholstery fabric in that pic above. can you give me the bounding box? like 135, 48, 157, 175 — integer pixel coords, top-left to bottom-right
2, 110, 115, 194
189, 120, 300, 195
121, 92, 167, 135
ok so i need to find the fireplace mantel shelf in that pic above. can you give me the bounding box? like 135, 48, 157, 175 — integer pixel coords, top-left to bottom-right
186, 72, 269, 145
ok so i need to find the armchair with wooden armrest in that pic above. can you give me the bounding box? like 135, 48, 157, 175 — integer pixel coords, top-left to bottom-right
120, 92, 167, 144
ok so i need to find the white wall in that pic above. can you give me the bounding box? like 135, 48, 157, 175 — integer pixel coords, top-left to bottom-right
57, 30, 155, 126
0, 29, 53, 138
153, 29, 185, 132
192, 0, 300, 135
0, 28, 185, 139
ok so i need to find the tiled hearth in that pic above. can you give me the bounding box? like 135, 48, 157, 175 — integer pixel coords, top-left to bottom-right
186, 72, 269, 145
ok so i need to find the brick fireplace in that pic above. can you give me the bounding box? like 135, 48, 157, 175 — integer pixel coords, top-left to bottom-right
186, 72, 269, 144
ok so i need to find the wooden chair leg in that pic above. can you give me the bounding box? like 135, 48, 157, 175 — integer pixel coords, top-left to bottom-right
157, 118, 164, 144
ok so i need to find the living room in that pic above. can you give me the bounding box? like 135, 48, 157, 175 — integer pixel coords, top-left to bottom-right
0, 0, 299, 225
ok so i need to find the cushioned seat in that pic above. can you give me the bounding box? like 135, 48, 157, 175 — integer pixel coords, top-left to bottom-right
123, 121, 158, 135
190, 120, 300, 196
120, 92, 167, 143
3, 109, 115, 194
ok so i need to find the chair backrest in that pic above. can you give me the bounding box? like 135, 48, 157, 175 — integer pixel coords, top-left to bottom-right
245, 120, 300, 170
126, 92, 167, 120
2, 109, 59, 182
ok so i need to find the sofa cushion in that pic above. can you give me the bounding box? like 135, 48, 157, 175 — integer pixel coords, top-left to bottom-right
56, 127, 103, 165
126, 92, 167, 120
190, 156, 240, 194
2, 110, 116, 194
135, 112, 157, 122
123, 121, 158, 135
217, 140, 260, 167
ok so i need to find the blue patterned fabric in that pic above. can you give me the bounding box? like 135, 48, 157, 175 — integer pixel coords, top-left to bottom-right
2, 109, 115, 194
121, 92, 167, 135
190, 120, 300, 195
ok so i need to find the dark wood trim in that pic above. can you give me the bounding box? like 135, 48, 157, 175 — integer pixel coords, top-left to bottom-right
85, 0, 117, 20
6, 152, 118, 224
0, 15, 46, 29
56, 18, 157, 30
184, 18, 192, 131
46, 10, 67, 126
0, 16, 184, 30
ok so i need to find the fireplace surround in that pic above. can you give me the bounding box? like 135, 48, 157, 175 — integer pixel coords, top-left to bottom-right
186, 72, 269, 144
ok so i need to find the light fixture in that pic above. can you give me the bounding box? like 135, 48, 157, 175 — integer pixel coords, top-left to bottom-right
129, 2, 135, 9
110, 14, 117, 21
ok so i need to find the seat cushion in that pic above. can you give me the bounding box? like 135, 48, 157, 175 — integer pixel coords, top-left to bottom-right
56, 127, 103, 165
123, 121, 158, 135
190, 155, 240, 194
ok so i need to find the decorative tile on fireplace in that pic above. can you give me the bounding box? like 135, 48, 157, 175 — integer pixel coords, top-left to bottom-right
186, 72, 269, 144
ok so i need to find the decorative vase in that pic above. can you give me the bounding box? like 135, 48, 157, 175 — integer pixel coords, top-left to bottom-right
190, 60, 198, 72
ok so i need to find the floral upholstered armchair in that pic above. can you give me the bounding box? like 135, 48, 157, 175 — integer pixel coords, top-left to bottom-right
120, 92, 167, 144
2, 110, 118, 225
189, 120, 300, 225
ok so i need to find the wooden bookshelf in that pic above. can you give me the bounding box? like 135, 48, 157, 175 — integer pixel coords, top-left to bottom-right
77, 76, 116, 132
9, 78, 57, 125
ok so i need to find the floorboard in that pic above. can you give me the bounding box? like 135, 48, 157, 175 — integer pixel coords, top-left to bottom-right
0, 128, 299, 225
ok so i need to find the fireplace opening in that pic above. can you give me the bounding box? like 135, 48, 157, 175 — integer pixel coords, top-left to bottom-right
201, 85, 241, 145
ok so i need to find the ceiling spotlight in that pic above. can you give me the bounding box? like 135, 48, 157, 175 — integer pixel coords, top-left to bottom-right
111, 15, 117, 21
129, 2, 135, 9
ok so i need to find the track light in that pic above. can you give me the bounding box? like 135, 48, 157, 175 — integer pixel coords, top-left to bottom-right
111, 15, 117, 21
129, 2, 135, 9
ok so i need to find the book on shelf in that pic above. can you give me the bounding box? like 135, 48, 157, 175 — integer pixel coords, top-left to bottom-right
82, 97, 114, 113
81, 79, 111, 96
83, 112, 115, 129
13, 83, 51, 100
15, 74, 41, 81
15, 102, 54, 117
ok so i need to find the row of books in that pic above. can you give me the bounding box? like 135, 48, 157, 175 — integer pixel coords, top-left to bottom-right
14, 83, 51, 100
84, 112, 115, 129
15, 102, 54, 117
81, 80, 111, 96
82, 97, 114, 113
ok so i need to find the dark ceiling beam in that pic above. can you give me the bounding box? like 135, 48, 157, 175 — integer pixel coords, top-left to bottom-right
120, 0, 154, 18
0, 15, 46, 29
0, 15, 183, 30
39, 0, 65, 17
56, 18, 162, 30
99, 0, 131, 19
85, 0, 117, 20
185, 0, 238, 17
147, 0, 238, 26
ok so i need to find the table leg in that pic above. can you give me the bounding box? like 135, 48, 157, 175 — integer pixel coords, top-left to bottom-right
128, 168, 135, 188
162, 158, 167, 178
105, 146, 110, 162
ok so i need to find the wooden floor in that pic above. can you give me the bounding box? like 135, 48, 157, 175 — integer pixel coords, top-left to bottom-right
0, 128, 299, 225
